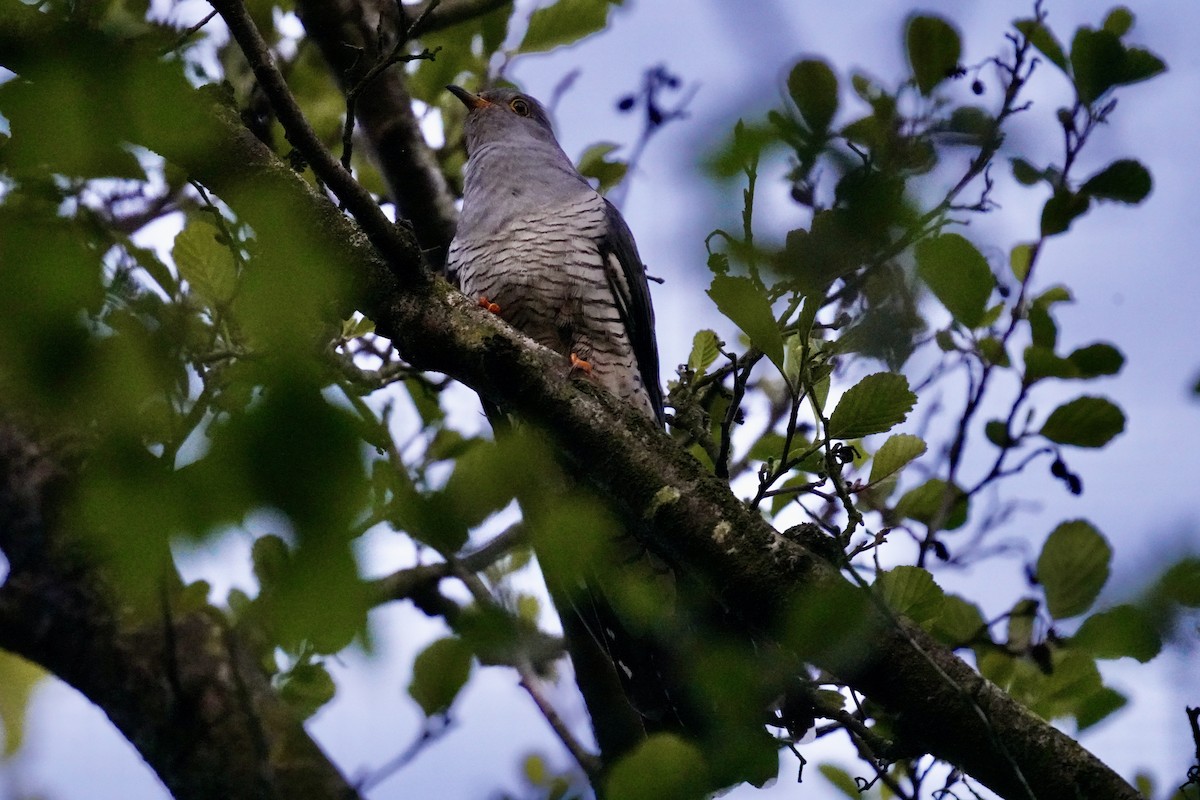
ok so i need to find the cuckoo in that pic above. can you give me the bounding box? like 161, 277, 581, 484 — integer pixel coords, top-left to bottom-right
446, 85, 684, 759
445, 85, 664, 425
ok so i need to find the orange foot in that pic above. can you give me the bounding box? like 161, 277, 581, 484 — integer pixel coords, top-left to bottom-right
569, 352, 593, 376
477, 296, 500, 314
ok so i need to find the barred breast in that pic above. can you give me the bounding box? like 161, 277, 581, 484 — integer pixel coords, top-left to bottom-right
448, 194, 655, 420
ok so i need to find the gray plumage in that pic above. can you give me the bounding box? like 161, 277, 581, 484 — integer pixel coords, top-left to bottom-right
446, 86, 663, 424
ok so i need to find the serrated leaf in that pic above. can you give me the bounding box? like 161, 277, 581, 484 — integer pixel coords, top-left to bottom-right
706, 274, 784, 374
827, 372, 915, 439
1037, 520, 1111, 619
0, 650, 46, 757
895, 478, 969, 530
518, 0, 621, 54
1072, 605, 1161, 663
787, 59, 839, 132
1080, 159, 1151, 204
1040, 396, 1125, 448
173, 219, 237, 307
877, 566, 944, 624
687, 329, 721, 378
915, 234, 993, 328
605, 734, 709, 800
1067, 343, 1123, 377
576, 142, 628, 195
408, 637, 473, 716
906, 15, 962, 96
869, 433, 926, 484
1014, 18, 1069, 73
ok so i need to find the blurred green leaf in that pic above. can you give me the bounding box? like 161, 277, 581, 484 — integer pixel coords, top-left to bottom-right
1156, 558, 1200, 607
276, 660, 336, 720
1067, 343, 1124, 377
1080, 159, 1152, 204
818, 764, 860, 798
1071, 27, 1125, 103
0, 650, 46, 757
577, 142, 629, 195
906, 14, 962, 95
1040, 395, 1125, 448
827, 372, 915, 439
1011, 158, 1044, 186
1103, 7, 1135, 37
877, 566, 944, 624
1076, 685, 1127, 730
606, 734, 709, 800
1014, 18, 1069, 73
706, 274, 784, 375
915, 234, 993, 328
868, 433, 926, 484
787, 59, 839, 132
1040, 190, 1090, 237
1037, 520, 1111, 619
895, 478, 969, 531
408, 637, 474, 716
1072, 605, 1161, 663
518, 0, 622, 54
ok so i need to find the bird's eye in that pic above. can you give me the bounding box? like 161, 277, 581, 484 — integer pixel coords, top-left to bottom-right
510, 98, 531, 117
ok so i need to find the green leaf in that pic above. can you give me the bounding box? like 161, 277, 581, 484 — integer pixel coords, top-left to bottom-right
1010, 243, 1034, 281
915, 234, 993, 328
868, 433, 926, 484
408, 637, 474, 716
1080, 159, 1152, 204
1040, 396, 1125, 448
1040, 190, 1090, 236
576, 142, 629, 195
1076, 686, 1127, 730
518, 0, 622, 54
1067, 343, 1124, 377
1071, 27, 1125, 103
706, 274, 784, 374
1156, 558, 1200, 607
895, 478, 969, 531
877, 566, 944, 624
787, 59, 839, 132
818, 764, 860, 798
1072, 605, 1162, 663
931, 594, 987, 646
827, 372, 915, 439
687, 329, 722, 378
173, 219, 237, 307
1037, 520, 1112, 619
906, 15, 962, 96
1014, 18, 1069, 73
1024, 346, 1076, 384
276, 661, 336, 720
1010, 158, 1043, 186
1103, 7, 1135, 36
1118, 48, 1166, 86
0, 650, 46, 757
984, 419, 1014, 447
605, 734, 710, 800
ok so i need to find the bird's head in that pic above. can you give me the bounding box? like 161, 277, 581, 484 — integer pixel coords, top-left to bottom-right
447, 85, 560, 156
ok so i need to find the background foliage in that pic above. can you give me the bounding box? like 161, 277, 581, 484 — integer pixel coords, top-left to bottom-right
1, 0, 1198, 798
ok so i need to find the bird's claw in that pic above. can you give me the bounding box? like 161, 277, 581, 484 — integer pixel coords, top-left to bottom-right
477, 296, 501, 314
569, 352, 593, 376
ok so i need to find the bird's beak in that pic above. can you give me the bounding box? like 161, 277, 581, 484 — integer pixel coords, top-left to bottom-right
447, 85, 492, 110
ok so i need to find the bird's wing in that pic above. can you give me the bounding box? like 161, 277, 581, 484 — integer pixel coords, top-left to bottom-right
598, 198, 665, 425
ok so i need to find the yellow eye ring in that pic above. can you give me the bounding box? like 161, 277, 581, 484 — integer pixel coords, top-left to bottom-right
510, 98, 531, 117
